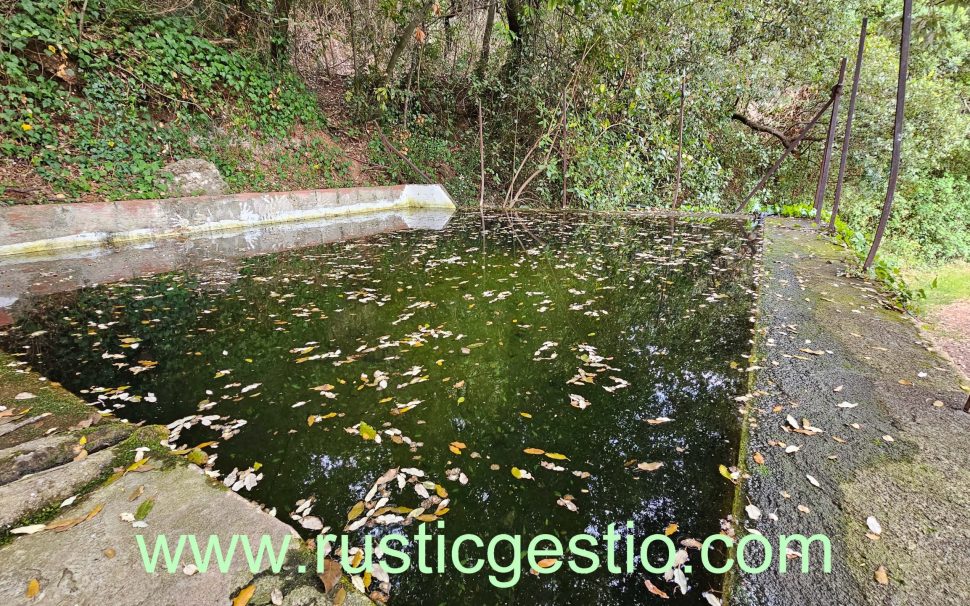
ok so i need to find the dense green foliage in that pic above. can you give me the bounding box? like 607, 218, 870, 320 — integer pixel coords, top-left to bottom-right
1, 0, 968, 269
1, 0, 328, 199
330, 0, 969, 266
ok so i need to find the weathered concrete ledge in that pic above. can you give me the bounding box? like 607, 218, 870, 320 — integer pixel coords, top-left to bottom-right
0, 184, 455, 257
0, 354, 371, 606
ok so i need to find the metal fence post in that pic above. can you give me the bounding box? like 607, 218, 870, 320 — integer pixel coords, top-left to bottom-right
829, 19, 868, 231
864, 0, 913, 271
814, 58, 847, 225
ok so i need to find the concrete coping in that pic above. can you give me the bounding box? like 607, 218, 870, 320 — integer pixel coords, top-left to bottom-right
0, 184, 456, 257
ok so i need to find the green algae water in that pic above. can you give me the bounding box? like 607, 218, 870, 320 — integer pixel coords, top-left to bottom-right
1, 211, 759, 605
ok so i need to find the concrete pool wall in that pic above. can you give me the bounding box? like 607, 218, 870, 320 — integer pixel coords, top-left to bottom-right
0, 184, 455, 257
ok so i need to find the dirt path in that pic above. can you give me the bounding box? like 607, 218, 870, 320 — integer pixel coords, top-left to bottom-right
927, 299, 970, 381
734, 219, 970, 606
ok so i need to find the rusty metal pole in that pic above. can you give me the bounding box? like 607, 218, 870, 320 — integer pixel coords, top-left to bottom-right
814, 58, 847, 225
734, 94, 836, 213
865, 0, 912, 271
830, 19, 868, 231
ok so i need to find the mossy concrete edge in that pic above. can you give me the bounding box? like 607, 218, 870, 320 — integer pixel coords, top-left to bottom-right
0, 184, 455, 257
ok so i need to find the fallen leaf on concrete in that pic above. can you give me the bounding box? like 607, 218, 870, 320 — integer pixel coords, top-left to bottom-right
874, 565, 889, 585
232, 584, 255, 606
806, 475, 820, 488
11, 524, 46, 535
745, 504, 762, 521
866, 516, 882, 535
753, 452, 765, 465
129, 485, 145, 501
25, 578, 40, 599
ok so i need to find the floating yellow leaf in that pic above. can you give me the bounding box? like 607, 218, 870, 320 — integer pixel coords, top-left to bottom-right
523, 447, 545, 455
637, 461, 664, 472
644, 579, 669, 599
545, 452, 568, 460
347, 501, 365, 521
664, 523, 679, 536
359, 422, 377, 440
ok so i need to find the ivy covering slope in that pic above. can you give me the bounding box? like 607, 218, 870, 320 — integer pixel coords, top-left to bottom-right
1, 0, 353, 200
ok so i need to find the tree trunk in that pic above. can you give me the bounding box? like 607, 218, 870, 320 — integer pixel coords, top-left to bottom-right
477, 0, 497, 76
504, 0, 525, 79
829, 18, 868, 231
813, 57, 847, 224
672, 71, 686, 209
270, 0, 292, 63
385, 0, 436, 83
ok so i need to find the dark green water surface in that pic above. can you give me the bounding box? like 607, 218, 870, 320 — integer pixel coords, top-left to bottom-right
1, 211, 759, 605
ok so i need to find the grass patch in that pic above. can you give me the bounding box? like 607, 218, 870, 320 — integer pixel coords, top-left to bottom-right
904, 262, 970, 309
